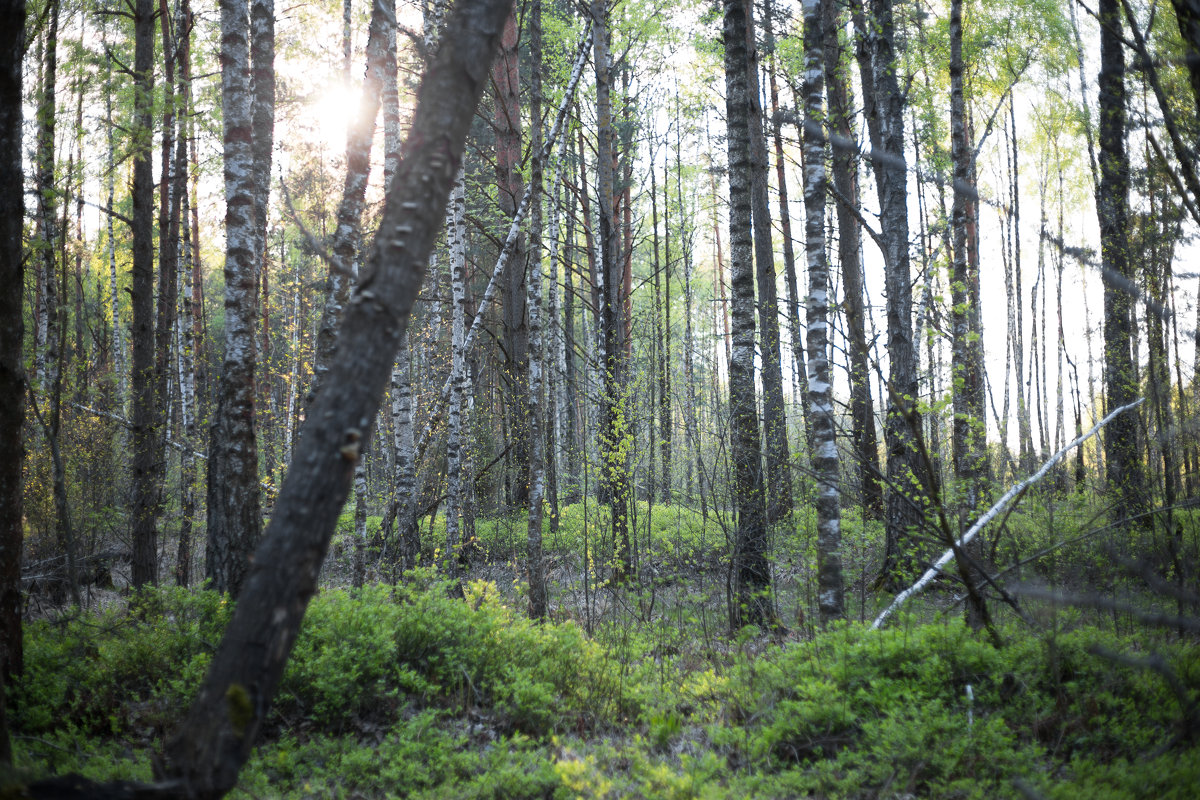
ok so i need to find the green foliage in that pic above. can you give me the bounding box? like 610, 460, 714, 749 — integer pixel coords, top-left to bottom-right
11, 578, 1198, 798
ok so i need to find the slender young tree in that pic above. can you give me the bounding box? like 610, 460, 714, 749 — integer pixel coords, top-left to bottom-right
592, 0, 632, 580
724, 0, 773, 628
948, 0, 985, 516
526, 0, 548, 618
33, 0, 61, 399
494, 7, 530, 509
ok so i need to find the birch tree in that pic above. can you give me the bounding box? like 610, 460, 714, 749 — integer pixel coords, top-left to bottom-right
802, 0, 843, 624
205, 0, 274, 597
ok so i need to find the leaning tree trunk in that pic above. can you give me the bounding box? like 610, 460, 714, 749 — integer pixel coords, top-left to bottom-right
724, 0, 773, 629
163, 2, 513, 795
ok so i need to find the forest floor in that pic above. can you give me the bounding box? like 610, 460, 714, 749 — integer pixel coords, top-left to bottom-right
5, 499, 1200, 798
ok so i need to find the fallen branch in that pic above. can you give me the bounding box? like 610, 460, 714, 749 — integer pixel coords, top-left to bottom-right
872, 397, 1145, 629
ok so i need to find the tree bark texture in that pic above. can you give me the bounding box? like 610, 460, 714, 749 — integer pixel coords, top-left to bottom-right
866, 0, 929, 585
824, 0, 882, 521
802, 0, 844, 625
526, 0, 548, 619
310, 0, 391, 403
130, 0, 159, 588
494, 9, 530, 509
745, 0, 792, 524
1097, 0, 1145, 520
948, 0, 985, 517
724, 0, 773, 629
163, 2, 513, 794
592, 1, 632, 581
0, 0, 26, 715
205, 0, 269, 597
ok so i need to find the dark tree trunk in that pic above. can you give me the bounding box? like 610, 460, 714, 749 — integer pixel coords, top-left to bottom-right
824, 0, 882, 521
948, 0, 985, 518
0, 0, 27, 760
1097, 0, 1145, 522
592, 0, 632, 580
863, 0, 929, 586
162, 3, 513, 794
494, 9, 530, 509
745, 0, 792, 524
724, 0, 773, 629
1169, 0, 1200, 119
130, 0, 159, 588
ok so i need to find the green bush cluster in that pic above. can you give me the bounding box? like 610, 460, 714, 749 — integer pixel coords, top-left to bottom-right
279, 574, 638, 735
9, 580, 1198, 798
698, 621, 1199, 798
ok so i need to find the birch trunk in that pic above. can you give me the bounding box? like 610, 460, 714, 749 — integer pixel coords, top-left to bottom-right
444, 173, 469, 572
526, 0, 548, 618
802, 0, 843, 625
205, 0, 263, 596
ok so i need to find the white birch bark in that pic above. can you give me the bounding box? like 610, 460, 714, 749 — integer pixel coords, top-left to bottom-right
444, 173, 468, 572
802, 0, 843, 625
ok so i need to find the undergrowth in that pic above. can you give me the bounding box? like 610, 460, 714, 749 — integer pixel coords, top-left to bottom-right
7, 570, 1197, 798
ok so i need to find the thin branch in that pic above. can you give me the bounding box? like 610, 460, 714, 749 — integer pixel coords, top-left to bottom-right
873, 398, 1146, 629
